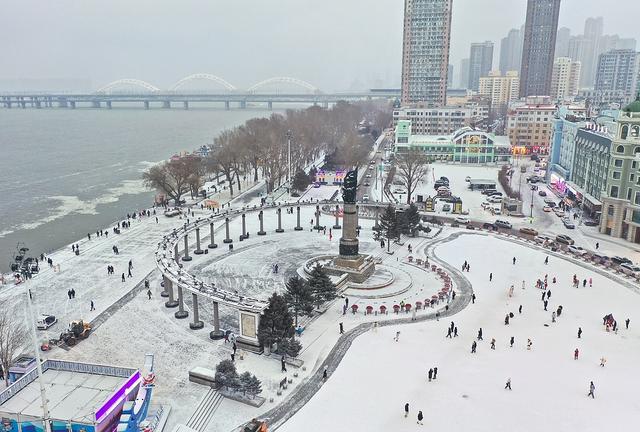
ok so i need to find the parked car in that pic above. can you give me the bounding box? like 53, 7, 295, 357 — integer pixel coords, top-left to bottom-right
554, 209, 565, 217
466, 224, 476, 230
482, 189, 498, 195
538, 190, 547, 197
568, 245, 588, 255
555, 234, 574, 245
591, 253, 610, 265
362, 194, 369, 202
492, 206, 502, 215
611, 256, 632, 266
519, 227, 539, 236
488, 196, 503, 204
455, 216, 470, 224
481, 201, 492, 210
483, 222, 498, 231
583, 219, 599, 226
37, 314, 57, 330
495, 220, 512, 229
487, 191, 503, 197
562, 217, 575, 229
542, 206, 552, 212
620, 263, 640, 277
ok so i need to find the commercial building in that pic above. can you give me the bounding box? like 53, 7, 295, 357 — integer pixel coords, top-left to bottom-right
478, 71, 520, 110
555, 27, 571, 58
459, 58, 470, 89
392, 103, 489, 135
600, 100, 640, 243
394, 120, 511, 164
468, 41, 494, 92
507, 96, 575, 154
400, 0, 453, 105
0, 358, 158, 432
500, 28, 524, 75
548, 107, 589, 183
594, 49, 640, 106
550, 57, 582, 102
519, 0, 561, 97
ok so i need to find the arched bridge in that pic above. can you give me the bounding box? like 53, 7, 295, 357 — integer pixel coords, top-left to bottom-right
0, 74, 400, 110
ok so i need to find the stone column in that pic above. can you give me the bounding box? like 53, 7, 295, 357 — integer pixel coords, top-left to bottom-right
175, 285, 188, 318
189, 293, 204, 329
223, 217, 233, 243
209, 301, 225, 339
182, 235, 192, 261
208, 222, 218, 248
258, 211, 266, 235
356, 205, 361, 230
333, 204, 342, 229
276, 208, 284, 233
295, 206, 303, 231
339, 202, 359, 258
240, 214, 248, 240
313, 205, 323, 230
161, 274, 169, 298
164, 278, 178, 308
194, 228, 204, 254
174, 243, 179, 265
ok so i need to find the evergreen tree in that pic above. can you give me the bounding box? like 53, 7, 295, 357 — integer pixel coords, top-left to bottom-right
379, 204, 399, 252
283, 275, 314, 327
400, 203, 421, 236
239, 371, 253, 395
215, 359, 239, 390
247, 375, 262, 398
277, 337, 303, 358
292, 169, 312, 192
257, 293, 295, 350
308, 264, 337, 308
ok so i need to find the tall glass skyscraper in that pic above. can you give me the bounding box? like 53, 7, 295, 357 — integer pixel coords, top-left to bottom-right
520, 0, 562, 97
401, 0, 453, 106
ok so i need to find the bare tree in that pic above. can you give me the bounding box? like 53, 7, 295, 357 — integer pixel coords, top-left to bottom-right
395, 149, 429, 204
0, 300, 28, 387
142, 157, 198, 205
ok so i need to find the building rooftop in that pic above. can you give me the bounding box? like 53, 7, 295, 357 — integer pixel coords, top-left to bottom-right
623, 95, 640, 113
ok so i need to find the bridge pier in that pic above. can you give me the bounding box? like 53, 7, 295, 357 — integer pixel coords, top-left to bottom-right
267, 101, 273, 110
106, 100, 112, 109
92, 100, 101, 108
58, 99, 68, 108
69, 101, 76, 109
162, 100, 171, 109
224, 101, 230, 110
239, 100, 246, 109
183, 101, 189, 110
35, 100, 42, 109
322, 101, 329, 109
144, 101, 150, 110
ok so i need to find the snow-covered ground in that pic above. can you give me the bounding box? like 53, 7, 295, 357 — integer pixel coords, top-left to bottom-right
279, 232, 640, 432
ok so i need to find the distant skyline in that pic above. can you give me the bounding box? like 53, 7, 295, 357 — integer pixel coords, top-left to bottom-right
1, 0, 639, 91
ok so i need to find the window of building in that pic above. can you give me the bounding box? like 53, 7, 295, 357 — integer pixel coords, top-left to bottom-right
614, 159, 623, 167
616, 145, 625, 154
621, 124, 629, 139
631, 174, 636, 182
608, 205, 615, 216
636, 192, 640, 205
627, 188, 633, 201
613, 171, 622, 180
610, 185, 619, 198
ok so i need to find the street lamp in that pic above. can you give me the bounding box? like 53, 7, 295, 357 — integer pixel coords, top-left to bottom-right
286, 130, 292, 188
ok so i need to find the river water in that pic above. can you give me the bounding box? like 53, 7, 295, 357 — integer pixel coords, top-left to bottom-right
0, 107, 270, 271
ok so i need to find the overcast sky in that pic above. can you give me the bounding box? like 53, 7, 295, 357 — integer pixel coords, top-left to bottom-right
1, 0, 639, 91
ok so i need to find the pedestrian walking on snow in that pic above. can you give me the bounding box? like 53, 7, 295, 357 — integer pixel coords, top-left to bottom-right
490, 338, 496, 349
128, 268, 132, 278
428, 368, 433, 382
527, 339, 532, 350
147, 290, 152, 300
578, 327, 582, 338
519, 305, 522, 314
489, 273, 493, 282
600, 357, 607, 367
626, 318, 630, 329
544, 256, 549, 265
394, 331, 400, 342
510, 336, 514, 348
454, 327, 458, 337
472, 293, 476, 304
446, 328, 452, 338
588, 381, 595, 398
404, 403, 409, 418
513, 257, 516, 265
281, 356, 287, 372
90, 301, 95, 311
505, 378, 512, 390
552, 311, 556, 322
471, 341, 477, 353
574, 348, 579, 360
417, 410, 423, 425
121, 273, 126, 283
339, 322, 344, 334
477, 328, 483, 341
544, 300, 548, 311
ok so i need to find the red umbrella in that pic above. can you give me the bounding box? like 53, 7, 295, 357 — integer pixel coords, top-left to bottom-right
366, 305, 373, 314
379, 305, 387, 313
431, 295, 439, 299
351, 304, 358, 312
404, 304, 412, 311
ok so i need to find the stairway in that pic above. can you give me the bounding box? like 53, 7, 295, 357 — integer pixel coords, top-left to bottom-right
185, 388, 223, 432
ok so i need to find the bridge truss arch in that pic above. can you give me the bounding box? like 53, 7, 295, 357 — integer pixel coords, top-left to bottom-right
247, 77, 320, 94
170, 74, 237, 92
96, 79, 160, 94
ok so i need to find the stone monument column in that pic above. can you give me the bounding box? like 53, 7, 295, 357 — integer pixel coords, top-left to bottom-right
210, 302, 224, 339
258, 211, 266, 235
174, 243, 180, 265
295, 206, 303, 231
194, 228, 204, 254
276, 208, 284, 233
161, 274, 170, 298
164, 278, 178, 308
240, 213, 248, 240
175, 285, 188, 318
223, 218, 232, 243
182, 235, 192, 261
189, 293, 204, 329
208, 222, 218, 248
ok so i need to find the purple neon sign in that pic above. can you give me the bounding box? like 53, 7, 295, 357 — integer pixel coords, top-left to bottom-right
95, 371, 142, 423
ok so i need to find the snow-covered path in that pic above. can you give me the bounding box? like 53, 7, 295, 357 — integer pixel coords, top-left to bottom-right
279, 233, 640, 432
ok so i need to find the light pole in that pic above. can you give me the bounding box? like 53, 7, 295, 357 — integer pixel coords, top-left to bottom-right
286, 130, 292, 188
25, 281, 52, 432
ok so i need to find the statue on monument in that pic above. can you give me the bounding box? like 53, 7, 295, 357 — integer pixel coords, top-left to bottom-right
342, 169, 358, 204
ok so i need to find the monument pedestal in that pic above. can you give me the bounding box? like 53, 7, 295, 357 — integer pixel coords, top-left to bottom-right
325, 254, 376, 283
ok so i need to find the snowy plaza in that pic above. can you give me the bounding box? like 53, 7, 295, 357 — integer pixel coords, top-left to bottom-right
3, 164, 640, 432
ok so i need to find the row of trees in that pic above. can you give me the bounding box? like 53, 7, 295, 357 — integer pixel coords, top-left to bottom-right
142, 101, 392, 204
214, 360, 262, 397
257, 264, 337, 357
394, 149, 430, 204
374, 204, 422, 251
0, 300, 28, 387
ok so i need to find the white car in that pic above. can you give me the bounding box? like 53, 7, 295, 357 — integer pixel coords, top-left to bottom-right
620, 263, 640, 277
488, 196, 503, 203
37, 314, 57, 330
362, 195, 369, 202
492, 206, 502, 215
568, 245, 588, 256
455, 216, 470, 224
